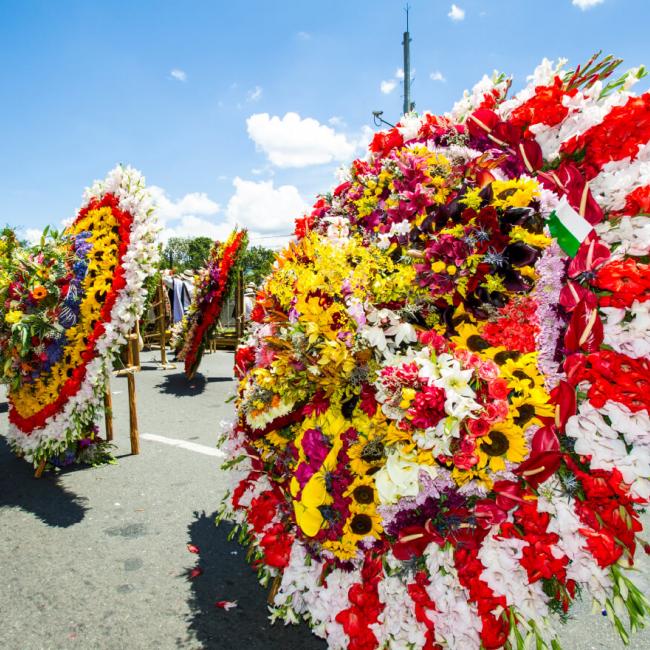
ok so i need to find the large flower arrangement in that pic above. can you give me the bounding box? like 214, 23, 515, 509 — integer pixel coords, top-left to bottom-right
174, 229, 248, 380
0, 166, 159, 465
219, 55, 650, 650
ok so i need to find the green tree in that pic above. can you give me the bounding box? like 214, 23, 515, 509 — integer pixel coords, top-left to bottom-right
242, 245, 276, 286
162, 236, 213, 271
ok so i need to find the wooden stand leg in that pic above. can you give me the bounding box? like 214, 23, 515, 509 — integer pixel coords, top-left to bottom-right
235, 271, 244, 344
133, 320, 141, 368
103, 370, 114, 442
126, 336, 140, 455
156, 278, 175, 369
34, 458, 46, 479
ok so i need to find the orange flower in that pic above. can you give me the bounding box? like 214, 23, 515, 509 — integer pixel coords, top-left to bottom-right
31, 285, 48, 300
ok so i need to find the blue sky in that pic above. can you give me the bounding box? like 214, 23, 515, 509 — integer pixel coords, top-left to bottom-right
1, 0, 648, 247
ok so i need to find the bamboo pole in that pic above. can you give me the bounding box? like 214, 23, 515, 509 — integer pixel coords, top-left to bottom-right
235, 271, 244, 343
157, 277, 175, 369
103, 368, 114, 442
133, 320, 141, 369
34, 458, 46, 479
158, 277, 168, 365
126, 335, 140, 455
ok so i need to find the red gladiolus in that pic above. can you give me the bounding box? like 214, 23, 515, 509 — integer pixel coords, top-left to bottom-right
509, 77, 577, 134
594, 258, 650, 309
260, 523, 293, 569
370, 128, 404, 158
560, 93, 650, 179
618, 184, 650, 216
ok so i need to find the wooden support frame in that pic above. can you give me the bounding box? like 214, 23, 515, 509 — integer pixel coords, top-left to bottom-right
206, 271, 245, 352
34, 328, 141, 477
156, 276, 176, 369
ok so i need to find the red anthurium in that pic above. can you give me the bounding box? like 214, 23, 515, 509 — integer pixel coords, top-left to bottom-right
467, 108, 500, 138
550, 381, 577, 431
392, 525, 440, 560
559, 281, 597, 312
491, 121, 521, 147
564, 300, 603, 354
492, 480, 527, 511
568, 234, 611, 278
531, 425, 561, 455
517, 139, 543, 172
515, 451, 562, 489
474, 500, 508, 528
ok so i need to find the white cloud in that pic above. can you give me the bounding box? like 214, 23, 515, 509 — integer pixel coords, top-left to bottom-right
448, 4, 465, 21
430, 70, 446, 82
246, 112, 357, 167
328, 116, 346, 128
572, 0, 604, 8
170, 68, 187, 82
296, 31, 311, 40
149, 186, 220, 225
380, 79, 397, 94
226, 177, 307, 234
160, 215, 232, 245
24, 228, 43, 244
247, 85, 263, 102
395, 68, 405, 80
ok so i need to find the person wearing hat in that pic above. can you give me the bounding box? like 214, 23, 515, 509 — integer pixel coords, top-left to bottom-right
244, 283, 257, 321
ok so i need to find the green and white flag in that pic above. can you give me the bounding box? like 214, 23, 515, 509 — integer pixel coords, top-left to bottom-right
546, 196, 594, 257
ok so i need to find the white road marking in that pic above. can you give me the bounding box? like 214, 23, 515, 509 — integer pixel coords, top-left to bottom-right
140, 433, 225, 457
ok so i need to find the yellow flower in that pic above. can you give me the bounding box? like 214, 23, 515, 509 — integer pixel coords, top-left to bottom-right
5, 310, 23, 324
475, 420, 528, 473
509, 225, 552, 249
491, 178, 540, 209
451, 322, 493, 354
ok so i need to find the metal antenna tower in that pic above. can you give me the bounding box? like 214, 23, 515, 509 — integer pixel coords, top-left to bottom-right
402, 5, 413, 115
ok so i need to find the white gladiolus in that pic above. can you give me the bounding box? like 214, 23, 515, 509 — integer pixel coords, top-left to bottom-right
566, 402, 650, 500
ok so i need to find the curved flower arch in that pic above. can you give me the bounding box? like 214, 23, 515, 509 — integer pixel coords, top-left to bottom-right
220, 56, 650, 649
2, 166, 159, 464
174, 229, 248, 380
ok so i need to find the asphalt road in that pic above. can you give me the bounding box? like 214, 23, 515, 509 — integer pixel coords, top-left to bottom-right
1, 349, 649, 650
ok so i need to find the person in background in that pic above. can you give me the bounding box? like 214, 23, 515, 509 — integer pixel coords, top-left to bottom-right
163, 269, 194, 323
243, 283, 256, 321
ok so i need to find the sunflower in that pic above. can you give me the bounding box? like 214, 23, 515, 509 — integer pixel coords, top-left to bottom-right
500, 353, 546, 394
344, 475, 378, 512
451, 321, 494, 354
475, 420, 528, 472
509, 391, 554, 428
342, 509, 383, 541
348, 434, 386, 476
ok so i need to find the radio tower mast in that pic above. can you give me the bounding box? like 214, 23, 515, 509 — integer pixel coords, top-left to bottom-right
402, 5, 413, 115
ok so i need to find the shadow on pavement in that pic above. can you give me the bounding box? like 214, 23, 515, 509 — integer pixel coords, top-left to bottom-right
155, 372, 232, 398
184, 511, 326, 650
0, 437, 88, 527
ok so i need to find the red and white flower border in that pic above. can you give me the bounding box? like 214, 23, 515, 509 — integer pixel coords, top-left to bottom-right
6, 165, 160, 463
